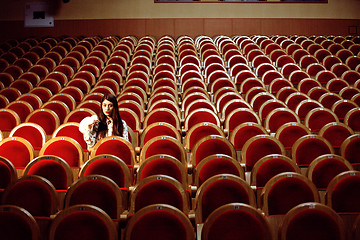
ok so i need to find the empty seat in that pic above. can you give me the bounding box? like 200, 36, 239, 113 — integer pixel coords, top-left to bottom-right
191, 135, 236, 167
48, 204, 117, 240
326, 170, 360, 237
129, 175, 190, 214
194, 174, 256, 224
261, 172, 320, 216
264, 108, 300, 133
304, 107, 339, 133
0, 205, 41, 240
278, 202, 345, 240
292, 134, 334, 167
25, 108, 60, 136
90, 135, 136, 168
275, 122, 311, 155
251, 154, 301, 195
344, 108, 360, 133
224, 108, 261, 133
9, 122, 46, 153
140, 135, 186, 165
0, 156, 17, 199
0, 136, 34, 170
80, 154, 132, 190
64, 175, 125, 219
201, 203, 272, 240
229, 122, 268, 157
39, 136, 84, 169
193, 154, 244, 188
124, 204, 195, 240
23, 155, 73, 192
184, 108, 221, 132
307, 154, 353, 190
2, 175, 59, 218
64, 108, 96, 124
331, 99, 358, 121
340, 134, 360, 167
242, 135, 286, 171
319, 122, 354, 154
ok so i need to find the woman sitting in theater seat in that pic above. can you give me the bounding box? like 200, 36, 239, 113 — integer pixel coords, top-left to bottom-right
79, 93, 128, 151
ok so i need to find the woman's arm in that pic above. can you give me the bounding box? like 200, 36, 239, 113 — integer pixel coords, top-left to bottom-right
79, 115, 99, 147
122, 120, 129, 141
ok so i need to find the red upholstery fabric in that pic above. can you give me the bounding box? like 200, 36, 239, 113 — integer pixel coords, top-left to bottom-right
4, 179, 54, 217
194, 138, 233, 165
83, 158, 126, 188
226, 108, 260, 133
285, 209, 342, 240
95, 139, 133, 166
244, 137, 283, 170
198, 158, 241, 186
11, 125, 44, 150
43, 140, 80, 168
67, 180, 118, 219
294, 138, 332, 166
143, 138, 183, 163
268, 178, 316, 215
66, 109, 94, 123
232, 124, 266, 150
53, 211, 111, 240
26, 110, 57, 135
186, 110, 219, 131
145, 109, 179, 129
311, 158, 350, 189
0, 109, 19, 132
201, 179, 251, 221
306, 108, 338, 132
332, 100, 358, 120
119, 108, 139, 131
346, 109, 360, 132
187, 124, 223, 151
277, 124, 309, 149
134, 181, 184, 212
259, 100, 286, 120
55, 124, 87, 150
0, 210, 34, 240
332, 175, 360, 212
205, 209, 267, 240
256, 158, 297, 188
129, 210, 188, 240
342, 136, 360, 165
140, 158, 183, 184
321, 124, 353, 148
296, 100, 322, 120
6, 101, 33, 122
0, 140, 31, 168
0, 161, 12, 189
27, 159, 68, 190
266, 109, 299, 133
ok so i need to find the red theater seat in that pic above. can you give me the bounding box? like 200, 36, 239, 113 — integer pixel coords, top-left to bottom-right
49, 204, 117, 240
0, 205, 41, 240
279, 203, 345, 240
201, 203, 272, 240
124, 204, 195, 240
64, 175, 125, 219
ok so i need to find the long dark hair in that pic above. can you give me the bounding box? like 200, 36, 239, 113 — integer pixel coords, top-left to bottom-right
97, 93, 124, 139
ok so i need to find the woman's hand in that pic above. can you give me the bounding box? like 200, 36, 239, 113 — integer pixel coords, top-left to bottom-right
89, 120, 100, 132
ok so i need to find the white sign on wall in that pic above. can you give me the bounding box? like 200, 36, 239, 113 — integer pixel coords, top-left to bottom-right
24, 2, 54, 27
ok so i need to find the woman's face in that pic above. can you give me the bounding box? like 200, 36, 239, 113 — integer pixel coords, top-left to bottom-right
102, 99, 114, 118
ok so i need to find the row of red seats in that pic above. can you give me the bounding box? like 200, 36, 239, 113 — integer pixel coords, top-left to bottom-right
3, 201, 358, 240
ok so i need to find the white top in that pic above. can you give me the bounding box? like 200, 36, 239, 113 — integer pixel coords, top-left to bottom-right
79, 115, 129, 148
